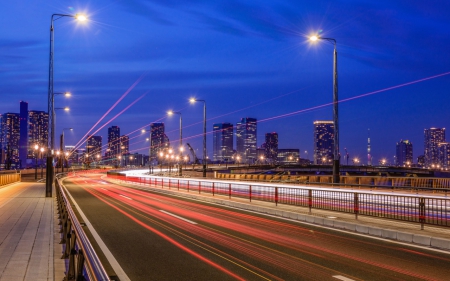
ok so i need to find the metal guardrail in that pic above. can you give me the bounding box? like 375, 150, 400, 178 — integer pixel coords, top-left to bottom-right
108, 173, 450, 230
55, 174, 110, 281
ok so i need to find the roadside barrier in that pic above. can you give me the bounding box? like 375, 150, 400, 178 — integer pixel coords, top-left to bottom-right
108, 172, 450, 230
55, 175, 110, 281
0, 170, 20, 186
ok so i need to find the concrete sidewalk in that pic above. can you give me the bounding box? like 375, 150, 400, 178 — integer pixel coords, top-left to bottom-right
0, 182, 64, 281
105, 176, 450, 251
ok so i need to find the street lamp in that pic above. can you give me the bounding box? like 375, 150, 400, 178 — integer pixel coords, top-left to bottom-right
309, 34, 339, 183
60, 128, 73, 172
40, 147, 45, 178
168, 110, 183, 176
34, 145, 39, 180
47, 13, 87, 197
190, 98, 207, 177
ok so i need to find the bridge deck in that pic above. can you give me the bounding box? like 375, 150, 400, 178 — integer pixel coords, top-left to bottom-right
0, 182, 64, 281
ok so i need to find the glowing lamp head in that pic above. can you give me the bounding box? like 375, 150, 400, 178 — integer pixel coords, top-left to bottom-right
141, 129, 146, 133
56, 151, 60, 155
75, 14, 87, 21
189, 98, 196, 103
309, 35, 319, 42
65, 152, 69, 156
64, 107, 70, 111
65, 92, 71, 97
34, 144, 39, 150
40, 147, 44, 152
167, 110, 173, 115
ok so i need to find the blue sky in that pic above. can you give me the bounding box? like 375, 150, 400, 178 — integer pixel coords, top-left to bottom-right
2, 0, 450, 163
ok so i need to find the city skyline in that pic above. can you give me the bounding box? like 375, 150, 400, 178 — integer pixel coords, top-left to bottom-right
1, 1, 450, 164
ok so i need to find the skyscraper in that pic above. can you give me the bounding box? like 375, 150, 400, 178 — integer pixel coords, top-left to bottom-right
120, 135, 129, 155
150, 123, 169, 161
264, 132, 278, 162
19, 101, 28, 168
213, 123, 234, 162
28, 111, 48, 158
424, 128, 445, 167
313, 121, 334, 165
438, 143, 450, 169
396, 139, 413, 166
0, 113, 20, 169
236, 117, 257, 163
86, 135, 102, 158
107, 126, 121, 159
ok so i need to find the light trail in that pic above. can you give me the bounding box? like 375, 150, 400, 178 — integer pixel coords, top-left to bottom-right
72, 73, 146, 150
72, 93, 147, 153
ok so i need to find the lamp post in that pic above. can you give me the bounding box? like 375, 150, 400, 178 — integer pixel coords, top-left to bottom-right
47, 13, 86, 197
168, 110, 183, 176
190, 98, 207, 177
40, 147, 45, 179
309, 34, 339, 184
34, 145, 39, 180
60, 128, 72, 172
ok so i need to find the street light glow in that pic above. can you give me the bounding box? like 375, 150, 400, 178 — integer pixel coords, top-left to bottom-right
309, 35, 319, 41
64, 107, 70, 111
167, 110, 174, 115
189, 98, 196, 103
75, 14, 87, 21
65, 92, 71, 97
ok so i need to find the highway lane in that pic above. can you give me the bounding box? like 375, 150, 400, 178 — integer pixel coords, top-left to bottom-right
64, 173, 450, 281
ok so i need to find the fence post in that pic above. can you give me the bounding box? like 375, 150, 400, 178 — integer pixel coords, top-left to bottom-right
354, 193, 359, 220
229, 183, 231, 199
178, 179, 180, 191
169, 179, 171, 189
249, 185, 252, 202
308, 189, 312, 214
419, 197, 425, 230
212, 182, 215, 196
275, 187, 278, 206
161, 178, 163, 188
187, 181, 190, 192
199, 182, 201, 194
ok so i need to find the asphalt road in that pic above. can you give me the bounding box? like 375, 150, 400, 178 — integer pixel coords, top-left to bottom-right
63, 173, 450, 281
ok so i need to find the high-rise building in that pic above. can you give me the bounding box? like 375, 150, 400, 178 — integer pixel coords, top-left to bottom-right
424, 128, 445, 167
264, 132, 278, 162
396, 140, 413, 166
212, 123, 234, 162
107, 126, 121, 159
28, 111, 48, 158
236, 117, 257, 163
120, 135, 129, 155
313, 121, 334, 165
438, 143, 450, 169
0, 113, 20, 169
150, 123, 169, 161
86, 135, 102, 158
19, 101, 28, 168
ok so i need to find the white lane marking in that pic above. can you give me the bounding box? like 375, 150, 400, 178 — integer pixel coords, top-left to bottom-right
62, 181, 131, 281
101, 182, 108, 184
119, 194, 132, 200
100, 188, 107, 191
159, 210, 197, 224
333, 275, 355, 281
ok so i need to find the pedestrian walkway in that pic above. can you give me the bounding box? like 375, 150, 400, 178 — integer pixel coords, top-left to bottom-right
0, 182, 64, 281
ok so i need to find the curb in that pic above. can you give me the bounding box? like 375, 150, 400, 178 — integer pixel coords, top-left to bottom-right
108, 178, 450, 251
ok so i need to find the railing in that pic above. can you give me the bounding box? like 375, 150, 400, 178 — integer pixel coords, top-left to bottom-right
0, 170, 21, 186
107, 173, 450, 230
55, 174, 110, 281
216, 173, 450, 192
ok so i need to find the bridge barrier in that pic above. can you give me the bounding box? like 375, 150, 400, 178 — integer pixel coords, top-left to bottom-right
107, 172, 450, 230
55, 175, 110, 281
217, 173, 450, 191
0, 170, 21, 186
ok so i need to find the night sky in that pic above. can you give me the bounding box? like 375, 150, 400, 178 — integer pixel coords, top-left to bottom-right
2, 0, 450, 164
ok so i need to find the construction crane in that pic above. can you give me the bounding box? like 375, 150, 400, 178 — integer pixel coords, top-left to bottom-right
186, 143, 200, 164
